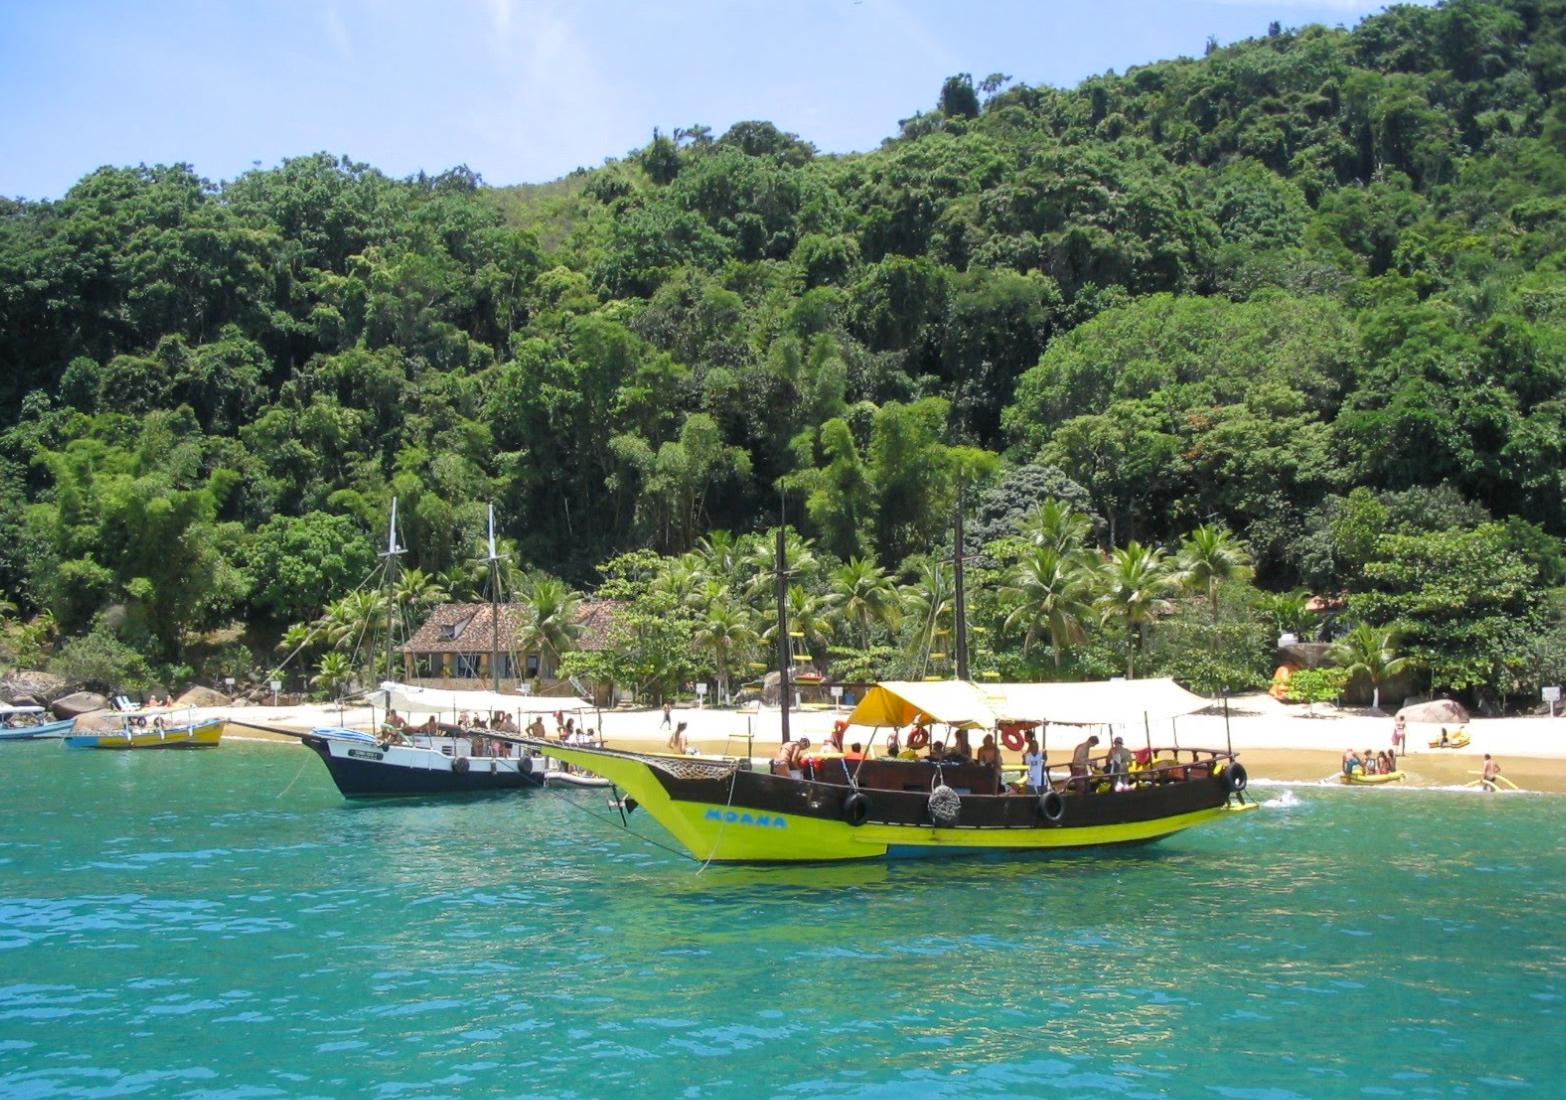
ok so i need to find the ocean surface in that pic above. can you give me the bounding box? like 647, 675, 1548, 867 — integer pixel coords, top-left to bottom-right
2, 740, 1562, 1099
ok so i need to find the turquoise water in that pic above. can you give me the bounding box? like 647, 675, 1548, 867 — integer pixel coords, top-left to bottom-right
2, 742, 1562, 1098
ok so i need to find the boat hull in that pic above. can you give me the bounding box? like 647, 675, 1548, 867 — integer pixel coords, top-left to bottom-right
302, 735, 546, 799
1338, 770, 1406, 785
0, 717, 77, 740
531, 740, 1244, 864
64, 718, 224, 749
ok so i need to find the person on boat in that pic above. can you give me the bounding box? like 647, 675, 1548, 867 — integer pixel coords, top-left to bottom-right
1481, 754, 1501, 792
1438, 727, 1450, 747
844, 741, 865, 762
667, 721, 690, 754
1342, 748, 1361, 776
1070, 735, 1099, 779
1106, 736, 1134, 789
527, 715, 547, 739
950, 729, 972, 763
975, 733, 1001, 768
1023, 735, 1045, 793
771, 736, 810, 778
825, 721, 846, 754
1364, 747, 1377, 774
884, 729, 901, 757
927, 739, 946, 762
1376, 750, 1393, 774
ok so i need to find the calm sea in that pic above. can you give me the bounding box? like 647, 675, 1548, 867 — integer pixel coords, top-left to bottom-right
2, 741, 1562, 1098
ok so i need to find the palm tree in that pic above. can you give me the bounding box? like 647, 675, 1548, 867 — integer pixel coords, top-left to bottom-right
901, 559, 955, 677
1330, 623, 1408, 713
319, 589, 386, 653
826, 556, 900, 649
762, 586, 834, 666
740, 528, 818, 607
692, 530, 744, 585
1176, 524, 1253, 629
692, 600, 759, 702
311, 651, 353, 698
1017, 498, 1094, 555
517, 575, 582, 679
1095, 542, 1180, 678
1000, 544, 1097, 669
393, 567, 449, 616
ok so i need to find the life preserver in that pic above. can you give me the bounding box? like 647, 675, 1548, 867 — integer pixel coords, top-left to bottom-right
843, 791, 871, 827
1001, 728, 1025, 752
452, 756, 470, 774
1039, 790, 1065, 823
907, 727, 930, 750
1225, 762, 1248, 793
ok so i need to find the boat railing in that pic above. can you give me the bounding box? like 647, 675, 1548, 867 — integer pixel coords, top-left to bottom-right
1055, 746, 1236, 795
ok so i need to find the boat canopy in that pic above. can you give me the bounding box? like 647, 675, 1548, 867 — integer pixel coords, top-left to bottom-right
381, 682, 595, 718
0, 704, 46, 717
987, 678, 1210, 727
847, 677, 1210, 730
846, 680, 997, 730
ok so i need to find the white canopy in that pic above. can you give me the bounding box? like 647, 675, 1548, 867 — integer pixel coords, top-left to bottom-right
381, 682, 594, 718
986, 678, 1211, 727
0, 704, 46, 717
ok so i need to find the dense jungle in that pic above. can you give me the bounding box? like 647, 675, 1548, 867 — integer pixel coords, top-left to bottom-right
3, 0, 1565, 710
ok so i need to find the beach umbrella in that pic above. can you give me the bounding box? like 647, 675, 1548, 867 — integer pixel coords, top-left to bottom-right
1395, 699, 1470, 724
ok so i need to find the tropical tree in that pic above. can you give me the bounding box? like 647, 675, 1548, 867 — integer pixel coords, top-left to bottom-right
1176, 524, 1254, 628
1000, 544, 1097, 669
1017, 498, 1095, 555
691, 600, 759, 702
1096, 542, 1179, 678
311, 651, 353, 698
901, 558, 955, 677
825, 556, 900, 649
393, 567, 449, 615
1329, 623, 1409, 713
516, 574, 582, 678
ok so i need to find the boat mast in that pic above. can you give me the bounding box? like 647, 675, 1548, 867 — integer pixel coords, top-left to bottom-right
487, 504, 502, 695
954, 482, 969, 682
776, 521, 791, 746
381, 497, 405, 711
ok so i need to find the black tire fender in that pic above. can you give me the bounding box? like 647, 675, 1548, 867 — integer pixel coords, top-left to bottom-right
1226, 762, 1248, 793
452, 755, 470, 774
1039, 789, 1065, 823
843, 791, 871, 827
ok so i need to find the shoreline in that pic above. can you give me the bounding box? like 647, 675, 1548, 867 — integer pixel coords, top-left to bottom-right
210, 691, 1566, 794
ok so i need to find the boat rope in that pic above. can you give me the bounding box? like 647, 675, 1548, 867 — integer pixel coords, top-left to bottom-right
695, 763, 743, 875
532, 769, 696, 863
275, 752, 313, 799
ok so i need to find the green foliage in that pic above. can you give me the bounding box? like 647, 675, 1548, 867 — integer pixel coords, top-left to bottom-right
1285, 666, 1351, 707
48, 624, 153, 692
4, 0, 1566, 698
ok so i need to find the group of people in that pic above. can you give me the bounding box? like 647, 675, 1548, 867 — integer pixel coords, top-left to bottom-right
1343, 746, 1397, 776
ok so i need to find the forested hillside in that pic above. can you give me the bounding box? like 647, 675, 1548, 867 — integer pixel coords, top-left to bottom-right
3, 0, 1565, 707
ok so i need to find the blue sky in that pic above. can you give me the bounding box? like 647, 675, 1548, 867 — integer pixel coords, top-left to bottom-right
1, 0, 1430, 200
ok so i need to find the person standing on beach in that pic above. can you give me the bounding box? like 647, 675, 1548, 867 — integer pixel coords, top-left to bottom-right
1392, 715, 1406, 750
660, 701, 673, 729
1481, 754, 1502, 792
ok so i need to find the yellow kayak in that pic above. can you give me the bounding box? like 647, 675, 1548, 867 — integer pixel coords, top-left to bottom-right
1338, 770, 1406, 785
1428, 731, 1471, 749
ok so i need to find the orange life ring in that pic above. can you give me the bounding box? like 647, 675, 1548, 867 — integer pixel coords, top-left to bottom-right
907, 727, 930, 751
1001, 728, 1025, 752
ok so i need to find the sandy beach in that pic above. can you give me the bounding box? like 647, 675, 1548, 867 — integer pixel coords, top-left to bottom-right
209, 690, 1566, 793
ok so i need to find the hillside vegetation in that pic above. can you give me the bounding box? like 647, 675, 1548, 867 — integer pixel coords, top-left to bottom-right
3, 0, 1565, 707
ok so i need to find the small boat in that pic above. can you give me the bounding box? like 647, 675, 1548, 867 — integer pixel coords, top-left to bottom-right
1428, 729, 1471, 749
64, 710, 223, 749
1338, 770, 1406, 785
0, 704, 77, 741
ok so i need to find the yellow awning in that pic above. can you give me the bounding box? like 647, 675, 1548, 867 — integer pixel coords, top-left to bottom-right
846, 680, 997, 729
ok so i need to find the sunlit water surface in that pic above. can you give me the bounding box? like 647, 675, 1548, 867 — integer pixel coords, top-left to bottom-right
2, 742, 1562, 1097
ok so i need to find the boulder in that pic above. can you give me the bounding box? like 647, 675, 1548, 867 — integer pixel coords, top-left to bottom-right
1396, 698, 1470, 724
1, 670, 71, 704
52, 691, 111, 718
175, 686, 231, 708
